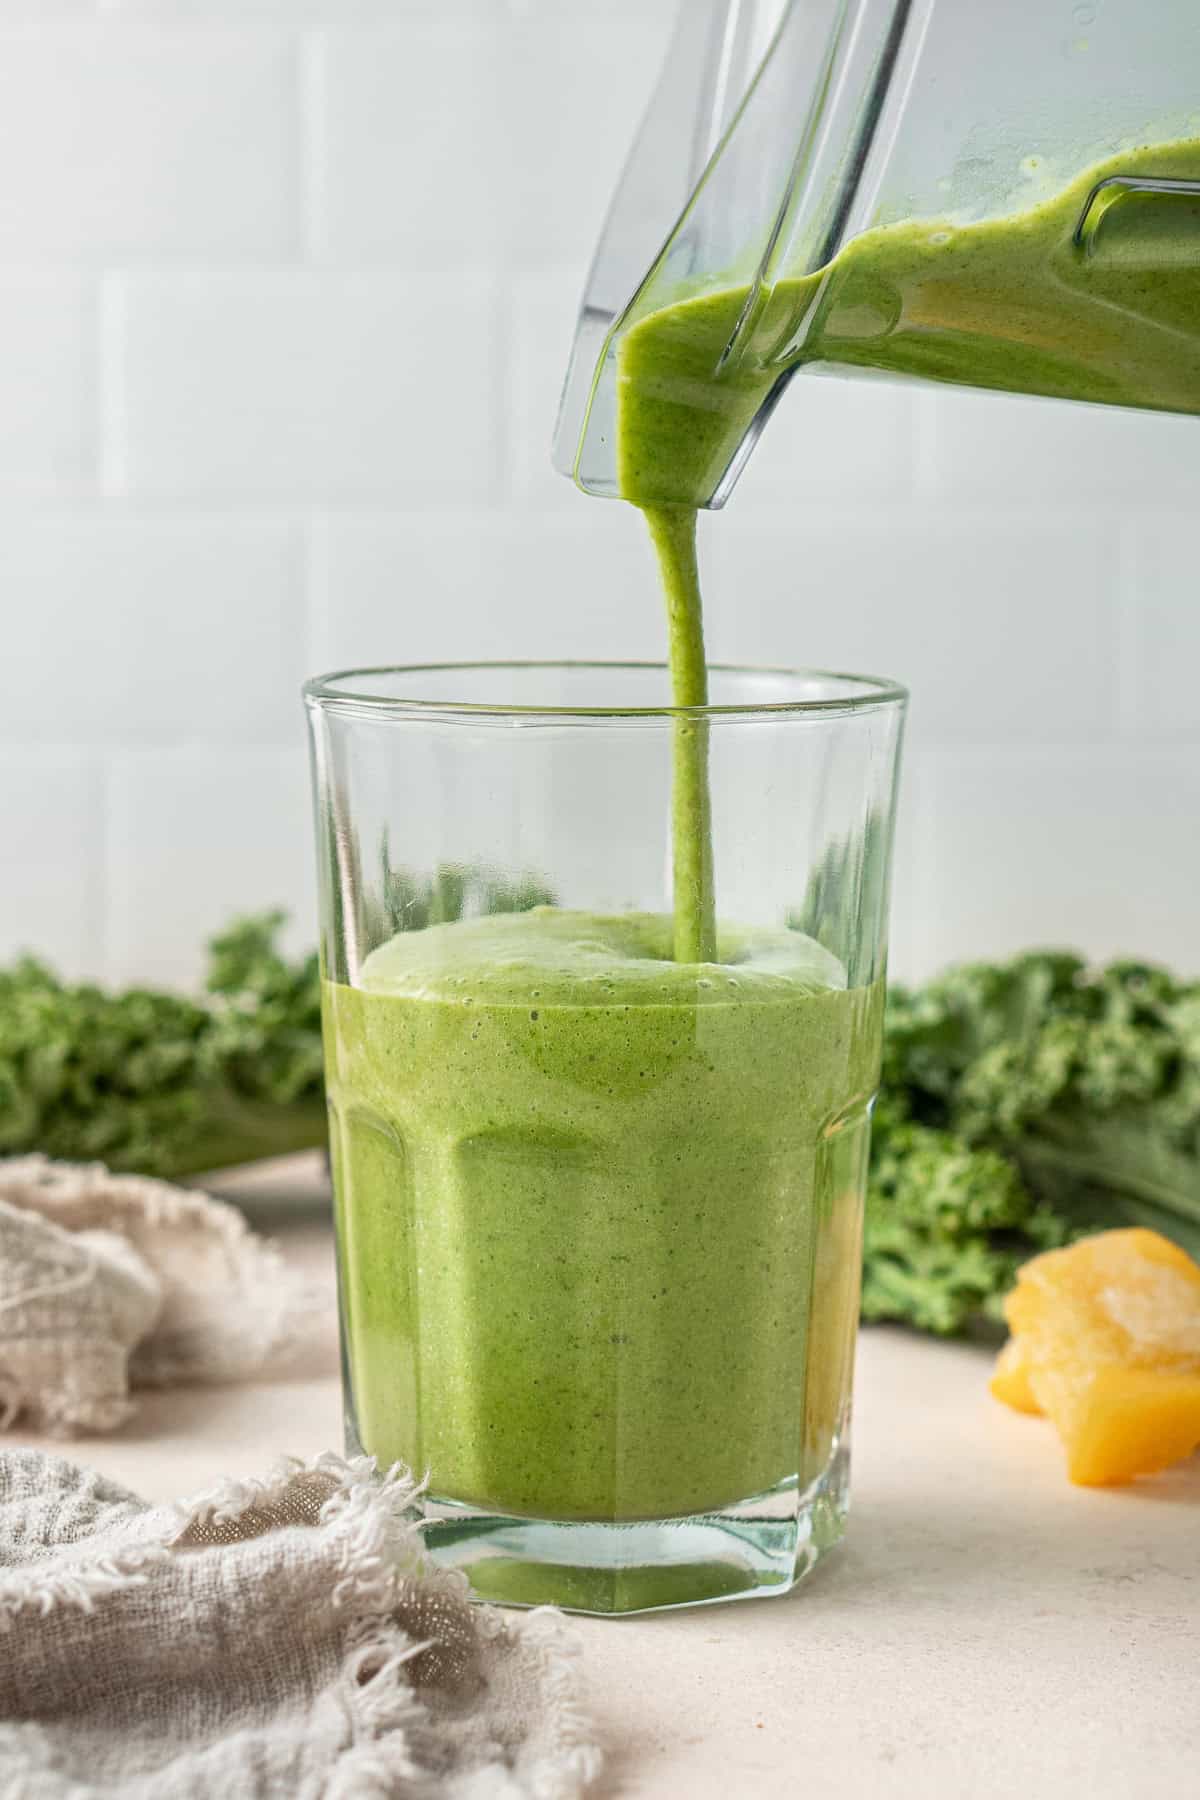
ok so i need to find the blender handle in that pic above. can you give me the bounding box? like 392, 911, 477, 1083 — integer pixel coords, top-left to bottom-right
1075, 173, 1200, 256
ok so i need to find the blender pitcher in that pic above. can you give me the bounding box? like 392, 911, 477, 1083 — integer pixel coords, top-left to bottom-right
553, 0, 1200, 509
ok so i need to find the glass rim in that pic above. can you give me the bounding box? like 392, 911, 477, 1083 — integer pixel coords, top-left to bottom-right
302, 660, 909, 722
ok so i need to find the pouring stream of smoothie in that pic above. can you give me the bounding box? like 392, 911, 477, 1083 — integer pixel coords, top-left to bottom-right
642, 504, 716, 964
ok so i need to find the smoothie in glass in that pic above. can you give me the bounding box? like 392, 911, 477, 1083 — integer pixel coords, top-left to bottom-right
324, 910, 882, 1524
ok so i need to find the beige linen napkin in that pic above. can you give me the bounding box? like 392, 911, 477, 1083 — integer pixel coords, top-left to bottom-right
0, 1156, 310, 1433
0, 1448, 599, 1797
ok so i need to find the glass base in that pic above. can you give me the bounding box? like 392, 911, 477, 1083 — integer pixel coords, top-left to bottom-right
406, 1445, 851, 1616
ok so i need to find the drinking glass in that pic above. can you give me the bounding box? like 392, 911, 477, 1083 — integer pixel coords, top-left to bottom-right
305, 662, 906, 1614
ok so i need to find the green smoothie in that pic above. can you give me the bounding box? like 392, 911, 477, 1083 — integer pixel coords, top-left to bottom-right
617, 135, 1200, 511
325, 910, 881, 1520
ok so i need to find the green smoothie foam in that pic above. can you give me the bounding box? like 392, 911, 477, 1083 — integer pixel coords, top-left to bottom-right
325, 911, 881, 1520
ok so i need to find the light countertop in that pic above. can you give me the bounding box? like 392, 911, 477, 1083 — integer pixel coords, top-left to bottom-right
12, 1199, 1199, 1799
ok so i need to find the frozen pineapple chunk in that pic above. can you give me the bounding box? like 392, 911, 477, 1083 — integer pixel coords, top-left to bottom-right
989, 1336, 1041, 1415
993, 1230, 1200, 1485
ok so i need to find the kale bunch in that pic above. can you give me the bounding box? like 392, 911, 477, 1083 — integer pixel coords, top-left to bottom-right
865, 951, 1200, 1334
0, 915, 326, 1180
0, 957, 214, 1173
204, 911, 324, 1111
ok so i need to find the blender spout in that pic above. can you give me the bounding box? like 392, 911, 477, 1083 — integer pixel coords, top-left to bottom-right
551, 0, 797, 503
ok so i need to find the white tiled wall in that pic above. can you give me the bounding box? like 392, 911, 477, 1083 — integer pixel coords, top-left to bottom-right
0, 0, 1196, 989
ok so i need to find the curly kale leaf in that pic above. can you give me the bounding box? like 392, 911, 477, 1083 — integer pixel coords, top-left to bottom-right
863, 1099, 1065, 1336
0, 957, 214, 1174
204, 911, 324, 1110
888, 951, 1200, 1146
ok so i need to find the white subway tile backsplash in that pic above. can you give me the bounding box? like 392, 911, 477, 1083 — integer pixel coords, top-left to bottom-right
734, 374, 918, 507
313, 23, 503, 265
104, 746, 314, 988
104, 3, 479, 15
112, 274, 499, 501
919, 383, 1200, 505
504, 270, 585, 510
309, 506, 662, 673
507, 1, 677, 14
911, 746, 1200, 979
310, 512, 494, 670
498, 6, 675, 266
108, 2, 661, 13
705, 511, 1119, 746
1124, 518, 1200, 740
0, 27, 299, 261
0, 517, 303, 744
0, 748, 104, 979
0, 277, 94, 492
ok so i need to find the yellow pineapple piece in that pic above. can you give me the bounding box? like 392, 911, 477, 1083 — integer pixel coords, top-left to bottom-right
993, 1229, 1200, 1485
989, 1336, 1042, 1415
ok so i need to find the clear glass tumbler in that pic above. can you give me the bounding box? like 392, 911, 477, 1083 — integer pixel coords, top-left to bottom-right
304, 662, 906, 1615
